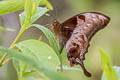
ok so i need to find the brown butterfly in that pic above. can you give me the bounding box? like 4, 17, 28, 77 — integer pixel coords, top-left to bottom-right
49, 12, 110, 77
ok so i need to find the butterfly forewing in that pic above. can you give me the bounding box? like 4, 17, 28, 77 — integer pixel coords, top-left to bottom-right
59, 12, 110, 77
50, 12, 110, 77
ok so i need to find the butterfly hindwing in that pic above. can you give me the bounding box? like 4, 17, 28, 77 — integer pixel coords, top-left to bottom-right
50, 12, 110, 77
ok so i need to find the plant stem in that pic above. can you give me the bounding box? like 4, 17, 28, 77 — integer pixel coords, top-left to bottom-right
59, 55, 63, 71
2, 57, 13, 65
0, 27, 26, 66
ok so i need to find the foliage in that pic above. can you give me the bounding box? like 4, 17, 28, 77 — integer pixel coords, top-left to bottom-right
114, 66, 120, 80
102, 66, 120, 80
0, 0, 53, 15
32, 24, 63, 70
0, 51, 3, 59
16, 39, 60, 71
0, 0, 80, 80
0, 47, 70, 80
98, 48, 119, 80
20, 7, 49, 27
0, 0, 120, 80
0, 26, 14, 32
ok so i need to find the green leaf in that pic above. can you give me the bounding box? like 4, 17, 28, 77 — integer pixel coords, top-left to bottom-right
13, 49, 30, 78
0, 0, 24, 15
16, 39, 60, 71
0, 0, 52, 15
38, 36, 42, 41
102, 66, 120, 80
114, 66, 120, 79
61, 47, 68, 61
23, 70, 36, 77
24, 0, 33, 18
57, 65, 82, 72
0, 26, 15, 32
0, 46, 70, 80
0, 51, 3, 58
39, 0, 53, 10
13, 58, 20, 72
31, 0, 41, 17
24, 77, 39, 80
24, 0, 40, 26
19, 7, 49, 26
32, 24, 59, 56
98, 47, 118, 80
32, 24, 63, 70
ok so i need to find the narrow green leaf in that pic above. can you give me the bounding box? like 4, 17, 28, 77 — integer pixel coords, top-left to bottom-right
24, 0, 33, 27
0, 0, 52, 15
102, 66, 120, 80
24, 77, 39, 80
13, 58, 20, 72
114, 66, 120, 79
31, 0, 41, 17
23, 70, 36, 77
32, 24, 59, 55
19, 7, 49, 26
33, 24, 63, 70
0, 0, 24, 15
0, 46, 70, 80
61, 47, 68, 61
57, 65, 82, 72
16, 39, 60, 71
39, 0, 53, 10
24, 0, 33, 18
98, 47, 118, 80
38, 36, 42, 41
0, 51, 3, 58
24, 0, 40, 26
13, 47, 30, 77
0, 26, 15, 32
13, 57, 33, 79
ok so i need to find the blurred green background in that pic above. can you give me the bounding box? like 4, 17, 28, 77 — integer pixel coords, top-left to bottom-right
0, 0, 120, 80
